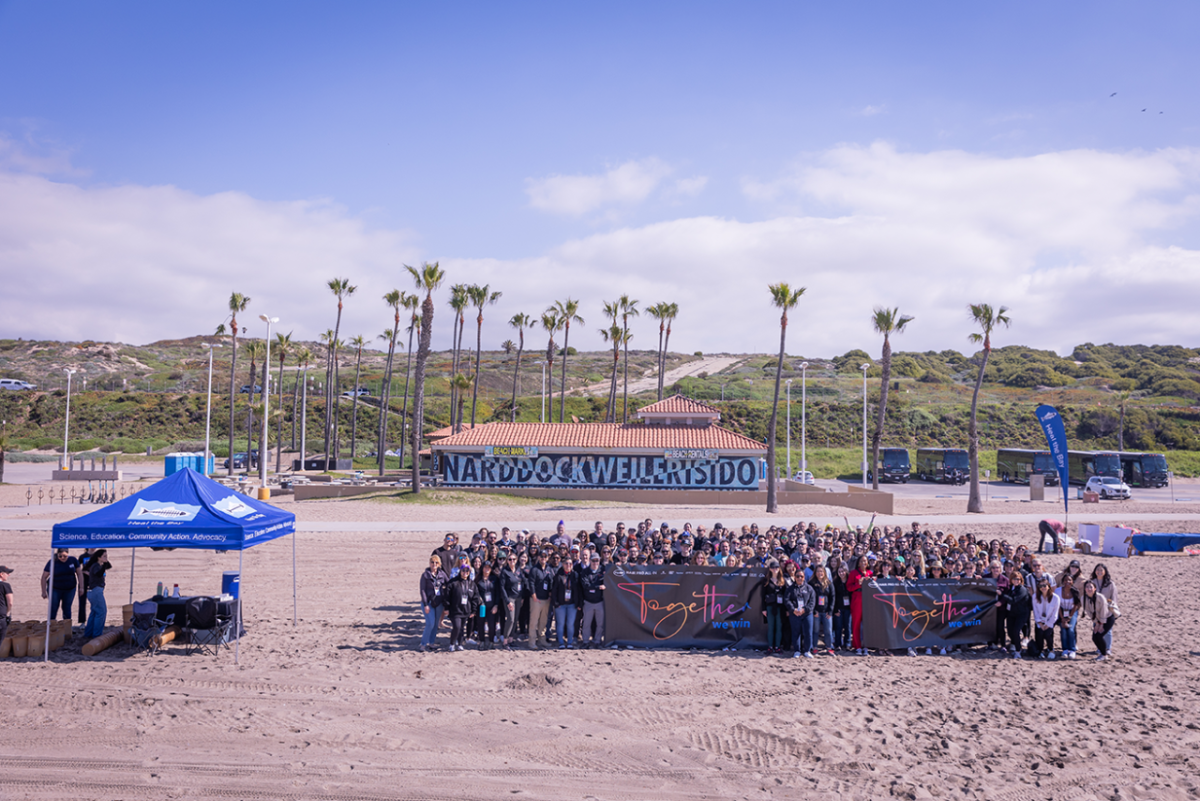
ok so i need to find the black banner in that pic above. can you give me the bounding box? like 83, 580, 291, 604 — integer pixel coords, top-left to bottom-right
862, 578, 999, 650
603, 564, 767, 649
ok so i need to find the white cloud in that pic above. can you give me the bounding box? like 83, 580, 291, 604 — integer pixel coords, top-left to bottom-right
671, 176, 708, 197
860, 104, 887, 117
0, 130, 83, 177
525, 158, 673, 216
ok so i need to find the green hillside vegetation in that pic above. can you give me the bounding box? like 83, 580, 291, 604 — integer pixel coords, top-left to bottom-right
1, 338, 1198, 475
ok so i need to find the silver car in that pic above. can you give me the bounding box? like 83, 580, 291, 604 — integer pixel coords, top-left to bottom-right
0, 378, 36, 390
1085, 476, 1131, 500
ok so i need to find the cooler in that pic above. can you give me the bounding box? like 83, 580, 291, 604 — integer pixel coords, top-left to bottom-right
222, 571, 240, 599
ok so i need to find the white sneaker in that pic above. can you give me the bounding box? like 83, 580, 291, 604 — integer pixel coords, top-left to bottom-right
939, 647, 947, 656
907, 647, 917, 656
1096, 654, 1107, 662
1068, 651, 1076, 660
1048, 651, 1057, 660
803, 652, 814, 659
925, 647, 933, 656
793, 651, 801, 658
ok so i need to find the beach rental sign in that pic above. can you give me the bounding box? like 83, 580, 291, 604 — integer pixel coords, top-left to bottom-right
1035, 404, 1071, 513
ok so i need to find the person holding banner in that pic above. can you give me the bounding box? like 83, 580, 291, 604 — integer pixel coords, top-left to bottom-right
785, 572, 816, 659
763, 562, 787, 653
987, 561, 1009, 652
1002, 564, 1032, 659
1082, 579, 1114, 661
847, 556, 872, 656
1030, 577, 1060, 659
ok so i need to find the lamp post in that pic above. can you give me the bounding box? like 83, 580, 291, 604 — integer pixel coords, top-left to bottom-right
259, 315, 279, 489
721, 383, 727, 401
800, 362, 808, 476
861, 363, 870, 488
62, 369, 76, 469
785, 378, 792, 480
201, 343, 222, 475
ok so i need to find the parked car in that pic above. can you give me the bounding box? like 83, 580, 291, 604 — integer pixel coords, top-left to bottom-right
0, 378, 36, 390
342, 388, 371, 397
239, 385, 263, 394
223, 452, 259, 469
792, 470, 816, 485
1085, 475, 1131, 500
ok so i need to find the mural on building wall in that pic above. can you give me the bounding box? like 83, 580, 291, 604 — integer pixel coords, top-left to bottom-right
440, 452, 761, 490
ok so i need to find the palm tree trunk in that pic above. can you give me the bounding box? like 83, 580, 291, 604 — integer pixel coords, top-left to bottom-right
378, 322, 399, 475
559, 324, 570, 424
871, 337, 891, 491
290, 363, 300, 451
331, 307, 344, 463
622, 333, 629, 423
322, 345, 333, 463
766, 315, 787, 513
471, 316, 483, 427
227, 328, 238, 476
0, 448, 5, 485
398, 323, 415, 471
350, 349, 362, 459
662, 322, 673, 397
246, 361, 257, 468
510, 331, 523, 422
411, 295, 434, 494
608, 347, 619, 422
656, 323, 665, 401
545, 338, 555, 424
967, 347, 991, 513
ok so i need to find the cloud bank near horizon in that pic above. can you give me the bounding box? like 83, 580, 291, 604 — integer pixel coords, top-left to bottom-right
1, 142, 1198, 359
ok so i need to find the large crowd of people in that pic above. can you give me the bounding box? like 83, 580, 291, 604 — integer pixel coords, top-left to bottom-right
418, 517, 1121, 661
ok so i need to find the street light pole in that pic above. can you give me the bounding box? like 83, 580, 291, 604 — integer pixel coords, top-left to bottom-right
259, 315, 279, 489
62, 369, 75, 469
202, 343, 221, 475
861, 363, 870, 488
800, 362, 808, 475
785, 378, 792, 480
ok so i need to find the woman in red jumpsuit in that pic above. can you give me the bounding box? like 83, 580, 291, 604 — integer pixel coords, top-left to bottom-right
847, 555, 873, 655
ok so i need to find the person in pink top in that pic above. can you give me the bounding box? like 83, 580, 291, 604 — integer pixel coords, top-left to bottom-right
1037, 519, 1066, 555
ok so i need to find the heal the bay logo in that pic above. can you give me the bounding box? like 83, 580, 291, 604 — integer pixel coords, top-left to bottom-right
130, 499, 202, 522
213, 495, 255, 518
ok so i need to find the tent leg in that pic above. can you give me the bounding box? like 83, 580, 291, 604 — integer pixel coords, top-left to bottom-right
44, 547, 55, 662
235, 550, 243, 665
129, 547, 136, 605
292, 530, 297, 627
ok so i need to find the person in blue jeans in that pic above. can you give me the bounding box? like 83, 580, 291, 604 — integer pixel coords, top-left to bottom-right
1055, 573, 1080, 659
83, 549, 112, 641
41, 549, 82, 621
786, 574, 816, 658
551, 559, 580, 649
418, 556, 447, 652
809, 565, 836, 654
833, 565, 852, 649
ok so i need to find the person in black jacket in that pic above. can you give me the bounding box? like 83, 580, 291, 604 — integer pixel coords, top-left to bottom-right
809, 565, 836, 655
499, 553, 525, 650
419, 556, 448, 652
833, 565, 852, 651
527, 552, 555, 650
551, 558, 581, 649
785, 575, 816, 659
578, 554, 605, 648
1002, 563, 1032, 660
445, 559, 481, 652
82, 549, 112, 641
474, 561, 501, 649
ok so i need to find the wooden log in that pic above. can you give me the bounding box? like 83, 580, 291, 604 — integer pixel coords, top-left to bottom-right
82, 628, 124, 657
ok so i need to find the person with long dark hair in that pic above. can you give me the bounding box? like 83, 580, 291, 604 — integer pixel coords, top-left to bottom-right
986, 560, 1009, 652
1055, 573, 1080, 660
763, 561, 786, 654
1082, 578, 1115, 661
82, 549, 112, 642
785, 568, 816, 659
809, 565, 835, 656
833, 564, 851, 651
419, 555, 448, 652
1030, 576, 1060, 659
474, 561, 500, 649
847, 555, 873, 656
1002, 563, 1032, 659
445, 556, 481, 652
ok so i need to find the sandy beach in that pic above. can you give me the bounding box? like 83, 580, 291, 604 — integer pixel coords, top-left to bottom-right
1, 480, 1199, 801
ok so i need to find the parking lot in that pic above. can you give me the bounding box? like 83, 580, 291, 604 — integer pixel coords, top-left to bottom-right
819, 475, 1198, 504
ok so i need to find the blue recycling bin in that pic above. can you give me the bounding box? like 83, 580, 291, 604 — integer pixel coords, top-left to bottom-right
222, 571, 241, 599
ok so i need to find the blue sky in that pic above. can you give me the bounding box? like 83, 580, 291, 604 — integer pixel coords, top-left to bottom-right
1, 1, 1197, 356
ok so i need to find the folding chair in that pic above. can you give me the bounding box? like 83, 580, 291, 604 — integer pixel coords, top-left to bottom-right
183, 596, 233, 656
129, 601, 175, 656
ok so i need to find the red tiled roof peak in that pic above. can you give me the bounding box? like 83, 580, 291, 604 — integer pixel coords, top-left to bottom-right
636, 394, 721, 418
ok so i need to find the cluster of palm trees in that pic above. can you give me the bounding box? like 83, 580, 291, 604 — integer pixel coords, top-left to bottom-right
765, 284, 1011, 514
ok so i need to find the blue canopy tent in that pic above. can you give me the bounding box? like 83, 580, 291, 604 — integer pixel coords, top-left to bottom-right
46, 468, 297, 663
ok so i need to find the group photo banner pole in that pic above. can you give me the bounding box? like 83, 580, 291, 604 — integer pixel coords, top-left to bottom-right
861, 579, 999, 651
603, 564, 767, 649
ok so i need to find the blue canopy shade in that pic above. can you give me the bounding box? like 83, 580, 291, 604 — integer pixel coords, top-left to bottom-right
52, 468, 296, 551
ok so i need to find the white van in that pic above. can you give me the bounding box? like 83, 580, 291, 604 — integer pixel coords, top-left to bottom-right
0, 378, 36, 390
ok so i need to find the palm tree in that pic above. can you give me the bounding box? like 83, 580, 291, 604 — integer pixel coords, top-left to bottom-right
1116, 389, 1132, 450
507, 312, 532, 421
451, 374, 473, 434
618, 295, 639, 422
554, 298, 583, 423
869, 307, 914, 491
469, 284, 503, 427
407, 261, 445, 493
539, 308, 561, 423
243, 339, 265, 467
397, 294, 420, 472
291, 347, 312, 454
225, 292, 250, 476
599, 322, 625, 423
660, 302, 679, 401
966, 303, 1012, 513
377, 290, 404, 475
647, 302, 669, 402
447, 284, 469, 431
274, 331, 293, 474
348, 334, 366, 459
766, 283, 806, 513
325, 278, 357, 464
318, 329, 335, 457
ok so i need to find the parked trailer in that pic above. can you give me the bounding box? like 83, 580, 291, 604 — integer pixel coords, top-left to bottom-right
868, 447, 911, 484
914, 448, 969, 484
1118, 451, 1170, 488
1067, 450, 1121, 486
996, 448, 1059, 485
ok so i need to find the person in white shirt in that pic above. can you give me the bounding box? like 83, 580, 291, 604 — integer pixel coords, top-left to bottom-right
1030, 576, 1061, 659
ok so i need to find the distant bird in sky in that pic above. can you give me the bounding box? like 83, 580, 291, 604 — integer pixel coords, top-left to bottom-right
1142, 108, 1147, 112
1110, 92, 1117, 97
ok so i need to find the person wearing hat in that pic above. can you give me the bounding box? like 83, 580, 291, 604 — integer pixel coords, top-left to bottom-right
527, 550, 555, 650
41, 548, 83, 621
579, 553, 606, 647
0, 565, 13, 646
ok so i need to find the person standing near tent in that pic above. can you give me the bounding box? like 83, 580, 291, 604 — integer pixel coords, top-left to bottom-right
82, 549, 112, 641
41, 549, 82, 621
0, 565, 13, 646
